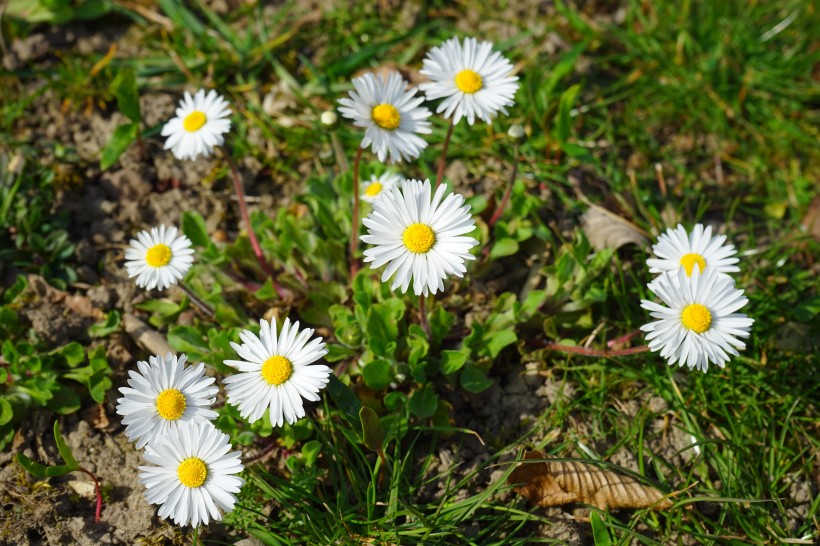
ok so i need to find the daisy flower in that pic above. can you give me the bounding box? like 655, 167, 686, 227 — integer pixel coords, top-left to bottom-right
419, 37, 519, 125
124, 225, 194, 291
338, 71, 432, 163
139, 421, 244, 528
223, 318, 331, 426
640, 267, 754, 372
116, 353, 218, 449
361, 179, 479, 296
647, 223, 740, 278
161, 89, 231, 161
361, 172, 403, 203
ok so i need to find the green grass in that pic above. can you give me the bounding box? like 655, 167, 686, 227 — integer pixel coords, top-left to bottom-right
1, 0, 818, 544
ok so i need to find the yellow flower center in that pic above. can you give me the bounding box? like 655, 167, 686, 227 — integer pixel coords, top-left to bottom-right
145, 244, 173, 268
681, 303, 712, 334
365, 181, 383, 197
679, 253, 706, 276
155, 388, 187, 420
455, 69, 483, 94
183, 111, 207, 132
371, 103, 401, 130
177, 457, 208, 488
402, 223, 436, 254
261, 355, 293, 385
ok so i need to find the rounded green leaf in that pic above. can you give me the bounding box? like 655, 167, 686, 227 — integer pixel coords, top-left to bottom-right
408, 385, 438, 418
362, 359, 392, 390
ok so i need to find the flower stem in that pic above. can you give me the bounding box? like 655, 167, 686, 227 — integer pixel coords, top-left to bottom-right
607, 329, 643, 348
488, 141, 520, 228
419, 294, 431, 338
225, 153, 288, 299
435, 119, 455, 189
538, 342, 650, 357
192, 526, 199, 546
349, 146, 363, 279
78, 467, 102, 523
179, 282, 214, 317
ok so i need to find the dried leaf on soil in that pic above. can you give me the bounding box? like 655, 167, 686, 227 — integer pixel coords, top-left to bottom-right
508, 451, 672, 510
580, 205, 648, 251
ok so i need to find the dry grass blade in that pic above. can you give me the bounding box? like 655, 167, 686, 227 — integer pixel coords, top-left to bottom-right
508, 451, 672, 510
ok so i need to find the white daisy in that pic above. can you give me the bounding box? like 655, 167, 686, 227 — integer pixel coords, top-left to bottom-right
361, 172, 402, 203
139, 421, 244, 528
124, 225, 195, 291
419, 37, 519, 125
116, 353, 218, 449
223, 318, 331, 426
361, 178, 479, 296
337, 71, 432, 163
161, 89, 231, 161
640, 268, 754, 372
647, 223, 740, 278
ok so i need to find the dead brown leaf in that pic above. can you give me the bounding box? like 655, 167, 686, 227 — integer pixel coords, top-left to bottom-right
509, 451, 672, 510
580, 205, 648, 252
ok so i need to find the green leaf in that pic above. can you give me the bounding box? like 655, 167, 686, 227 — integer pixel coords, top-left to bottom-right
440, 350, 468, 375
428, 306, 455, 347
100, 122, 138, 171
301, 440, 321, 467
167, 325, 210, 361
53, 342, 85, 367
490, 238, 519, 259
16, 453, 73, 478
383, 392, 406, 412
406, 325, 428, 370
0, 398, 12, 426
460, 365, 494, 393
111, 68, 140, 123
408, 385, 438, 418
89, 310, 121, 338
15, 453, 48, 478
2, 274, 27, 304
555, 83, 581, 143
486, 328, 517, 358
359, 406, 385, 454
591, 511, 613, 546
362, 359, 392, 390
53, 421, 78, 469
46, 384, 81, 415
326, 375, 362, 429
181, 210, 210, 248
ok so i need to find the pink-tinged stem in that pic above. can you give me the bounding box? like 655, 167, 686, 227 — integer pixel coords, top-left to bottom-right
419, 294, 431, 338
79, 467, 102, 522
435, 119, 455, 189
607, 329, 643, 348
539, 343, 650, 357
349, 146, 363, 279
488, 141, 520, 228
225, 154, 287, 299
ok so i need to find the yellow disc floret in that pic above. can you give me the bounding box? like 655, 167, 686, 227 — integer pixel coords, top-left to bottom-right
156, 388, 187, 420
145, 244, 173, 268
177, 457, 208, 488
679, 253, 706, 277
681, 303, 712, 334
371, 104, 401, 130
455, 69, 483, 94
365, 182, 383, 197
183, 111, 207, 132
402, 223, 436, 254
261, 355, 293, 385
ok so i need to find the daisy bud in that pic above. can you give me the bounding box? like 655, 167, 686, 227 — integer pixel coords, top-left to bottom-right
320, 110, 338, 126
